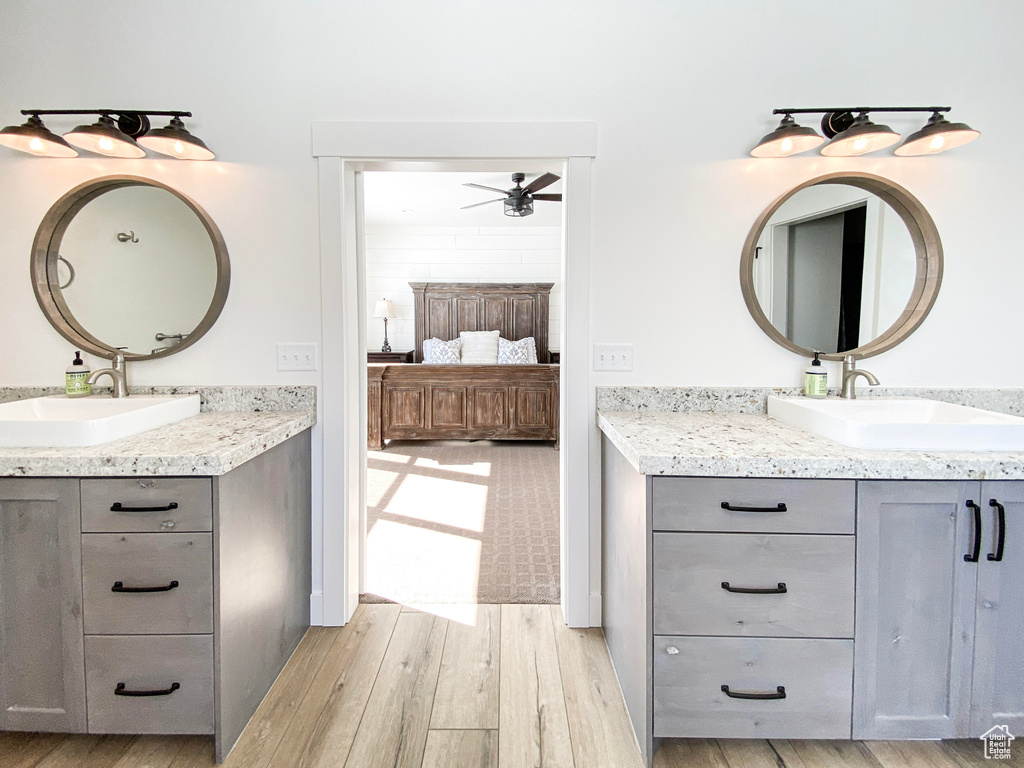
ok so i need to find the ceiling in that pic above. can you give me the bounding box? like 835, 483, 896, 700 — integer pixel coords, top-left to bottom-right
362, 168, 564, 228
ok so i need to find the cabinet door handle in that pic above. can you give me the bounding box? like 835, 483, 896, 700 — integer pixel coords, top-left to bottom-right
110, 502, 179, 513
720, 502, 787, 513
965, 500, 983, 563
988, 499, 1006, 562
721, 684, 786, 700
115, 682, 180, 697
721, 581, 787, 594
111, 580, 179, 593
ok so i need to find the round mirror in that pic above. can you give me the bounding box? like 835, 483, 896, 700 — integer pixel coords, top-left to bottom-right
740, 172, 942, 360
32, 176, 229, 360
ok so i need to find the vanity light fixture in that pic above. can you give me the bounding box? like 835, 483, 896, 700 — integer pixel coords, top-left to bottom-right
0, 114, 79, 157
750, 106, 979, 158
0, 109, 214, 160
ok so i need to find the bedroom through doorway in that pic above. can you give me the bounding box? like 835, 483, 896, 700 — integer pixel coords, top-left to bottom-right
359, 167, 564, 613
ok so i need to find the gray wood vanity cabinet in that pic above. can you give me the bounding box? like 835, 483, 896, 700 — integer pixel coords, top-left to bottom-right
0, 430, 311, 763
602, 437, 1024, 766
855, 480, 1024, 740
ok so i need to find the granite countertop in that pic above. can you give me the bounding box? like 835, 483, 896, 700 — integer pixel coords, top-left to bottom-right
0, 410, 316, 477
598, 410, 1024, 480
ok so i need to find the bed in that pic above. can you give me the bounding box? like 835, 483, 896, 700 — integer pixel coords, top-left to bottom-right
367, 282, 559, 449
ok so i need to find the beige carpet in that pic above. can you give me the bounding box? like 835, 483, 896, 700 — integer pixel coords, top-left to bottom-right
361, 439, 560, 605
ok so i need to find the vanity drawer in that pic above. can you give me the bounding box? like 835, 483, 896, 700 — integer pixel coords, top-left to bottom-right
652, 477, 855, 534
85, 634, 214, 735
654, 636, 853, 739
653, 532, 854, 637
81, 478, 212, 533
82, 533, 213, 635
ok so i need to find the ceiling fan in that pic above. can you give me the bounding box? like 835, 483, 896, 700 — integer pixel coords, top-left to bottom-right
461, 172, 562, 217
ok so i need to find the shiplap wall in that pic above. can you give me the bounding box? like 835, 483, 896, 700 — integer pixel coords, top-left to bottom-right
364, 226, 562, 355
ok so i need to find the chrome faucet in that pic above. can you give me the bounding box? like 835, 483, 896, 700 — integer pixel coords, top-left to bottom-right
841, 355, 880, 400
88, 353, 129, 398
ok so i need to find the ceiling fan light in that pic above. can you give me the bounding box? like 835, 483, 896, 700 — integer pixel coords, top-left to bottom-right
0, 115, 79, 157
64, 114, 146, 158
750, 114, 824, 158
138, 116, 215, 160
504, 197, 534, 217
820, 112, 901, 156
894, 112, 980, 156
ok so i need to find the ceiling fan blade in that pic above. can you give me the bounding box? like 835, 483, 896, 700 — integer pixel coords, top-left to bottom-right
461, 198, 505, 209
531, 194, 562, 201
463, 183, 509, 194
523, 172, 560, 194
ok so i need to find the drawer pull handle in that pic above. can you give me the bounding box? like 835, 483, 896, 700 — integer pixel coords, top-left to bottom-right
965, 500, 982, 563
721, 684, 786, 700
115, 682, 180, 697
111, 502, 179, 513
988, 499, 1006, 562
111, 580, 180, 593
721, 581, 787, 594
720, 502, 787, 513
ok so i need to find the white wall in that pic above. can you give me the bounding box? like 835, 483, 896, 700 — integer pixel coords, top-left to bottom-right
2, 0, 1022, 613
364, 226, 561, 354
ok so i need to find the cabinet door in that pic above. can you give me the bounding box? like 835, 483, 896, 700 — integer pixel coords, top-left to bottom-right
854, 480, 978, 739
970, 481, 1024, 736
0, 479, 86, 732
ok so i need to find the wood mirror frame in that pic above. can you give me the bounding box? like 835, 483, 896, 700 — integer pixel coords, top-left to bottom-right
31, 175, 230, 362
739, 171, 943, 361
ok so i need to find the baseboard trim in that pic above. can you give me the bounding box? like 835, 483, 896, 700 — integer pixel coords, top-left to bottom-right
589, 592, 602, 627
310, 591, 324, 625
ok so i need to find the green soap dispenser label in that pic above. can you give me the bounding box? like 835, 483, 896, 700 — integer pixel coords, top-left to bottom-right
66, 372, 91, 396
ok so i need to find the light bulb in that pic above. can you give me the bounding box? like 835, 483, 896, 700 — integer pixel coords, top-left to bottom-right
930, 135, 945, 151
853, 137, 868, 153
779, 138, 793, 155
98, 137, 114, 153
28, 137, 45, 154
172, 140, 185, 156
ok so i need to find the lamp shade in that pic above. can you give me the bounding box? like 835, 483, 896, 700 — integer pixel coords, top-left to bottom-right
0, 115, 79, 157
374, 299, 395, 319
820, 113, 900, 156
750, 114, 824, 158
894, 112, 980, 156
138, 116, 215, 160
64, 114, 146, 158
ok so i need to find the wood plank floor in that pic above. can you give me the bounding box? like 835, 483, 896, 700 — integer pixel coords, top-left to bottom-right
0, 604, 1014, 768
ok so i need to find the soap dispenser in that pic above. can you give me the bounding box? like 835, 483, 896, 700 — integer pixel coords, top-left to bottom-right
803, 351, 827, 398
66, 351, 91, 398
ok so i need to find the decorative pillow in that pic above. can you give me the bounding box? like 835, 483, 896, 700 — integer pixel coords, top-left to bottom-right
459, 330, 500, 364
498, 336, 538, 364
423, 337, 462, 364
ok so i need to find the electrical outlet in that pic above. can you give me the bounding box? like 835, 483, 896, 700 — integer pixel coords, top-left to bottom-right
277, 343, 318, 371
593, 343, 633, 371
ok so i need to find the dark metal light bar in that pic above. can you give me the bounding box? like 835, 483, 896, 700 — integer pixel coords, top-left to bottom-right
773, 106, 951, 115
21, 109, 192, 118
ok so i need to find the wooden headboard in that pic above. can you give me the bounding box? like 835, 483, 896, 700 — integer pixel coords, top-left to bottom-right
410, 282, 553, 363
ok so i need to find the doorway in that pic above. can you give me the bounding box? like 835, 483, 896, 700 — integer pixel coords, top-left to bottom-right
314, 122, 598, 627
360, 168, 563, 611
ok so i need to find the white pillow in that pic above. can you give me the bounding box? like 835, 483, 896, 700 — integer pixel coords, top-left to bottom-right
423, 337, 461, 364
498, 336, 538, 364
459, 330, 500, 364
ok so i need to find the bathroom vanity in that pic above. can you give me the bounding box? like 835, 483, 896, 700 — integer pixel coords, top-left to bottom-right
0, 405, 314, 763
600, 405, 1024, 766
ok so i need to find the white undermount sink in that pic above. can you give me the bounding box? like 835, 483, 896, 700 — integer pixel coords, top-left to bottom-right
0, 394, 201, 448
767, 396, 1024, 451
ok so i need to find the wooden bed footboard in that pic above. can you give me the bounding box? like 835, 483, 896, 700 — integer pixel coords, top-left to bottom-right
368, 363, 559, 449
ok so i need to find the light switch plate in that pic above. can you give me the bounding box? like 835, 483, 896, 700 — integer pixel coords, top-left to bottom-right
277, 343, 318, 371
593, 343, 633, 371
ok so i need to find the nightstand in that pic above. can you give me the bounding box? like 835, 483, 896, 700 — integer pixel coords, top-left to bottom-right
367, 350, 413, 363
